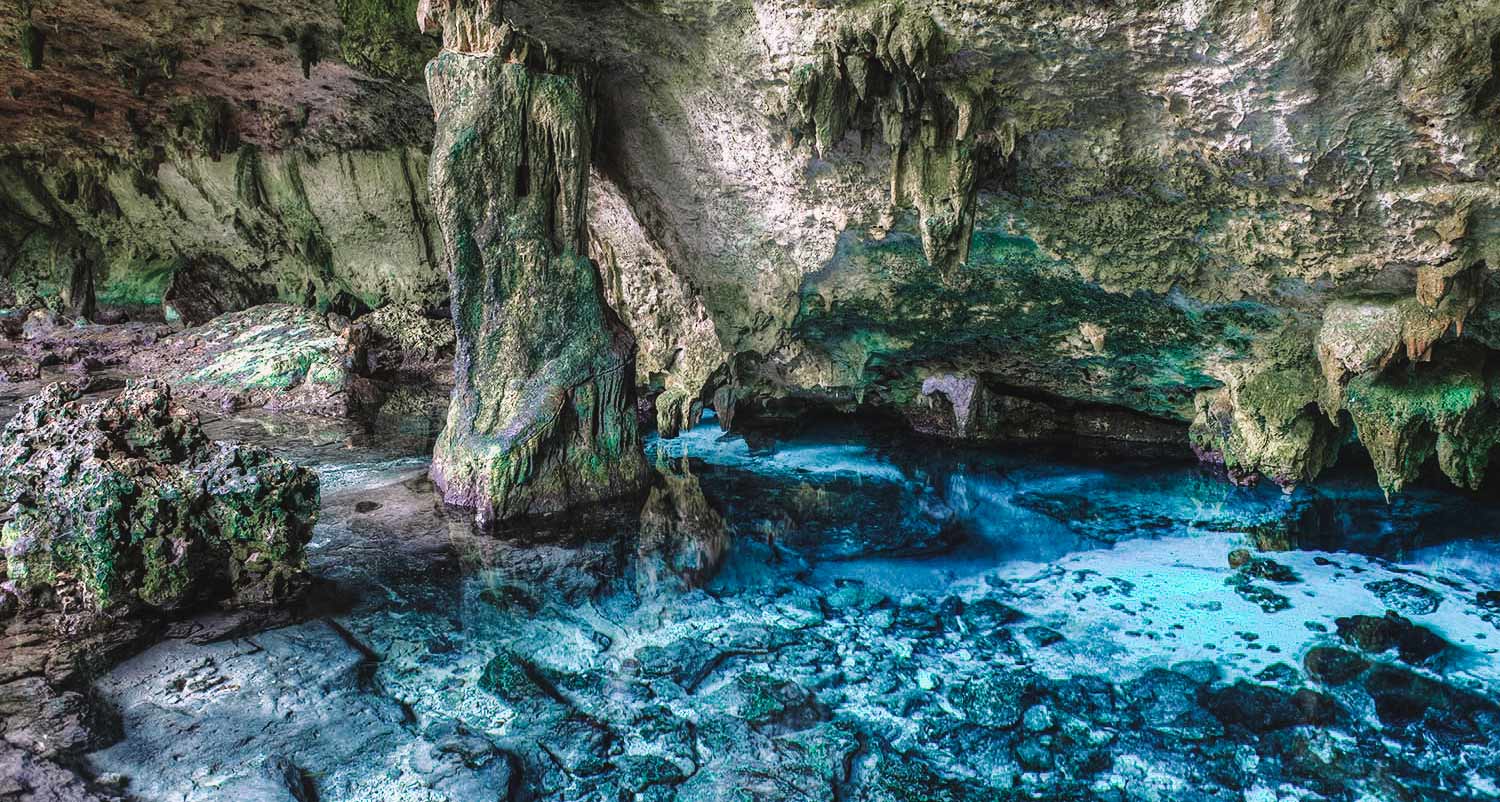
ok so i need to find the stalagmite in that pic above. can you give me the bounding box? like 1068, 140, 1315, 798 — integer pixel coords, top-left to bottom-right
421, 16, 646, 522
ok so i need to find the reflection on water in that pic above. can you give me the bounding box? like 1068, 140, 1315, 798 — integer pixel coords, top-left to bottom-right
655, 411, 1500, 587
84, 409, 1500, 802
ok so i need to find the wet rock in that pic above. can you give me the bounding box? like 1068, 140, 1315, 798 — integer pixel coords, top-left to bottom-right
654, 388, 704, 439
1302, 647, 1370, 686
1364, 578, 1443, 616
1225, 573, 1293, 613
0, 380, 317, 614
636, 465, 729, 594
214, 755, 317, 802
1335, 612, 1449, 665
1013, 738, 1054, 772
1123, 668, 1223, 740
712, 385, 739, 432
1022, 704, 1055, 733
131, 303, 378, 417
88, 622, 502, 801
718, 672, 828, 735
959, 597, 1026, 633
0, 740, 117, 801
635, 637, 724, 690
478, 649, 557, 708
1362, 664, 1500, 741
1013, 492, 1178, 543
1201, 682, 1340, 733
325, 290, 373, 321
534, 714, 617, 777
1228, 550, 1300, 583
948, 670, 1027, 729
853, 745, 996, 802
1022, 625, 1064, 648
425, 43, 646, 522
825, 581, 887, 612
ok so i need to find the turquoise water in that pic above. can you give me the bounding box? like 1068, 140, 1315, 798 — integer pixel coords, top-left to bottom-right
85, 411, 1500, 801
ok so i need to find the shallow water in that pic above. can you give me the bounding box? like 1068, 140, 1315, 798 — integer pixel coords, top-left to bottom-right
84, 411, 1500, 801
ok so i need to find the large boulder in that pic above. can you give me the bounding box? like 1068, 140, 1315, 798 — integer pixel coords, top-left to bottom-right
0, 380, 318, 615
131, 303, 377, 417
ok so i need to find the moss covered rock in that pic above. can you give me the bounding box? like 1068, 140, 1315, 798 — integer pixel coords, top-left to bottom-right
131, 303, 375, 417
336, 0, 438, 82
424, 38, 646, 522
0, 380, 317, 615
1191, 325, 1343, 487
1343, 345, 1500, 493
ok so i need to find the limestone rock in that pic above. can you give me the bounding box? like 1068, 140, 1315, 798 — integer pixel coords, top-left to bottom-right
635, 463, 728, 595
359, 302, 455, 380
424, 44, 646, 522
130, 303, 377, 417
590, 171, 728, 438
161, 254, 276, 328
0, 380, 318, 615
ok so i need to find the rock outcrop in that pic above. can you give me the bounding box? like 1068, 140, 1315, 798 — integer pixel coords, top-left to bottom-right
0, 380, 318, 615
130, 303, 378, 417
497, 0, 1500, 494
422, 20, 647, 522
0, 148, 445, 319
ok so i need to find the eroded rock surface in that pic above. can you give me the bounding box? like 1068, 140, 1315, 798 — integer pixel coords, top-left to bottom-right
423, 24, 646, 521
0, 380, 318, 615
130, 303, 377, 417
495, 0, 1500, 494
9, 0, 1500, 495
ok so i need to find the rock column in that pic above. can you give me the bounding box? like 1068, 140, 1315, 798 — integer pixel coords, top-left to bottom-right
423, 25, 646, 522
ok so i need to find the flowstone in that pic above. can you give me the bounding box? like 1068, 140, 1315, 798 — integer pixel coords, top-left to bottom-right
423, 26, 646, 522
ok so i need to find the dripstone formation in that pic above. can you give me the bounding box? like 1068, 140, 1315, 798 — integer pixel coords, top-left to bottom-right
5, 0, 1500, 505
422, 14, 647, 522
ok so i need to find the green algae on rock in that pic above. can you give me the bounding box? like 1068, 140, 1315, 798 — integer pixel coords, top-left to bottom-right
1191, 324, 1344, 487
0, 146, 444, 322
336, 0, 438, 83
1342, 345, 1500, 494
422, 27, 646, 522
0, 380, 317, 614
130, 303, 376, 417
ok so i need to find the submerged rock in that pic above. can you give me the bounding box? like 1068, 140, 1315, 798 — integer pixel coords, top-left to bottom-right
635, 463, 729, 594
0, 380, 317, 615
423, 25, 646, 522
1334, 612, 1450, 665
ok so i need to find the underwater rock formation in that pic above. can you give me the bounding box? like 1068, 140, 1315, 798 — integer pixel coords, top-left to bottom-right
635, 461, 729, 595
422, 19, 646, 521
0, 380, 318, 615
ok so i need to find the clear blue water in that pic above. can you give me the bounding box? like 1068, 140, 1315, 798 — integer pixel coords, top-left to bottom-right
84, 410, 1500, 801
